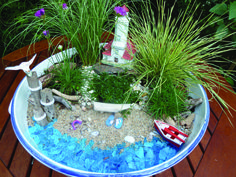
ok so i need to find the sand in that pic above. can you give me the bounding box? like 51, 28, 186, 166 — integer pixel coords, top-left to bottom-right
27, 102, 162, 150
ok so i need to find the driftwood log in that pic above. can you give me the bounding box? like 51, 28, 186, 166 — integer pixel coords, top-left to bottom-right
39, 73, 53, 88
52, 89, 80, 101
53, 95, 76, 111
40, 88, 57, 121
33, 108, 48, 126
27, 71, 48, 126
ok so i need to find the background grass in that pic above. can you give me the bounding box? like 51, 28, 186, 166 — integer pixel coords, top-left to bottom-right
0, 0, 43, 57
0, 0, 222, 58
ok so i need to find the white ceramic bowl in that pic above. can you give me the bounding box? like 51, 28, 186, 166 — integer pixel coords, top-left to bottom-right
10, 48, 210, 177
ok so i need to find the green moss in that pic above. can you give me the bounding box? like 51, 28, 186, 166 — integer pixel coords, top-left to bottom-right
147, 81, 188, 119
90, 72, 140, 104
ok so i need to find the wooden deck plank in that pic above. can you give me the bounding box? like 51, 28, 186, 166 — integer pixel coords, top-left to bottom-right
195, 74, 236, 177
0, 60, 11, 78
0, 120, 18, 167
195, 111, 236, 177
199, 129, 211, 151
187, 145, 203, 172
208, 111, 218, 134
172, 158, 193, 177
9, 143, 32, 177
30, 159, 51, 177
154, 168, 174, 177
0, 159, 13, 177
0, 70, 19, 104
0, 70, 25, 133
51, 171, 67, 177
206, 93, 223, 119
1, 37, 65, 63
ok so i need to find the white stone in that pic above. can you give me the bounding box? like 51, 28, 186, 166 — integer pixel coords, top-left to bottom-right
124, 135, 135, 143
81, 102, 86, 107
149, 132, 156, 139
82, 106, 86, 111
91, 131, 99, 136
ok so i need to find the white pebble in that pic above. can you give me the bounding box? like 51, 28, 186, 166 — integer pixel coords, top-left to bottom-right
82, 106, 86, 111
149, 132, 156, 139
81, 102, 86, 107
124, 136, 135, 143
91, 131, 99, 136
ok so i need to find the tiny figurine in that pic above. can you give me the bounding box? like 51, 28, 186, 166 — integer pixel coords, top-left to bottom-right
154, 120, 189, 148
5, 54, 37, 77
102, 5, 136, 67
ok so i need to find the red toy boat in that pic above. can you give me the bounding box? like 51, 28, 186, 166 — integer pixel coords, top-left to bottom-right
154, 120, 189, 148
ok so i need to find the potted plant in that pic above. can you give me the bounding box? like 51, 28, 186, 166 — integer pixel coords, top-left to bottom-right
5, 0, 236, 176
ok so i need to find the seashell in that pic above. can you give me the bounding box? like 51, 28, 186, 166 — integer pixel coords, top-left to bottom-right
124, 135, 135, 143
91, 131, 99, 136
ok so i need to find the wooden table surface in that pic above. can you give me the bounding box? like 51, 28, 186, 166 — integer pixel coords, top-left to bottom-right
1, 38, 236, 177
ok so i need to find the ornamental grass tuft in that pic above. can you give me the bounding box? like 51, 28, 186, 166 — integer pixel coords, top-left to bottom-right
129, 0, 236, 119
4, 0, 125, 66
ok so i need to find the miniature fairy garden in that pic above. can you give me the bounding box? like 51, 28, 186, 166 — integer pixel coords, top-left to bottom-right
22, 4, 203, 171
5, 0, 236, 175
25, 59, 202, 172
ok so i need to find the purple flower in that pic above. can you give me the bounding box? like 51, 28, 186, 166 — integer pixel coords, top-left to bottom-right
62, 3, 68, 9
43, 30, 49, 36
114, 6, 127, 16
35, 8, 45, 18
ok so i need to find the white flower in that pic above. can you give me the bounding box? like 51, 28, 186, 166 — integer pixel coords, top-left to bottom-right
58, 45, 63, 50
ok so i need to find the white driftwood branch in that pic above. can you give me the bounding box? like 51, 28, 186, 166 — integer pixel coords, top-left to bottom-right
51, 89, 80, 101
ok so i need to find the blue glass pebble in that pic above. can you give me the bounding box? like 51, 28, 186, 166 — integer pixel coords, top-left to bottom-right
28, 118, 178, 173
